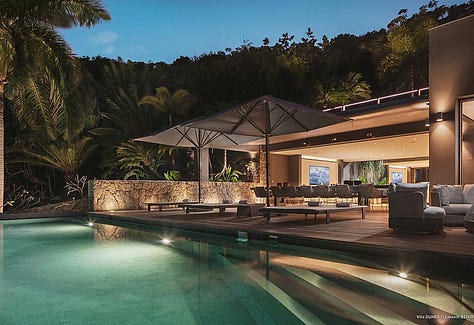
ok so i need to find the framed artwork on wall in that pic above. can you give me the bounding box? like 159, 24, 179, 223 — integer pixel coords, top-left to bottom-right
309, 166, 330, 185
392, 171, 403, 183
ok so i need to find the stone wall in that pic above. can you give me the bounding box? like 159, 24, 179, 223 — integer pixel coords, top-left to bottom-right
88, 180, 259, 211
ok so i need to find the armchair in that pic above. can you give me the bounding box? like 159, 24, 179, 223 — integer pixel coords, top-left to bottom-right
388, 183, 445, 232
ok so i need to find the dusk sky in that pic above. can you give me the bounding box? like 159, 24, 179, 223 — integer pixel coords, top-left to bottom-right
59, 0, 467, 64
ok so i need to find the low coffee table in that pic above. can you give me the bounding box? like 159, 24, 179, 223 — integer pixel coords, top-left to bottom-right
259, 205, 366, 223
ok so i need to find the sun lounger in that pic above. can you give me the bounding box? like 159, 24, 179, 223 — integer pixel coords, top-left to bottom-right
146, 201, 198, 211
259, 205, 366, 223
178, 202, 265, 216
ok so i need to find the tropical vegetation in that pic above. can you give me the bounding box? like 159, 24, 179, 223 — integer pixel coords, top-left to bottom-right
0, 0, 110, 211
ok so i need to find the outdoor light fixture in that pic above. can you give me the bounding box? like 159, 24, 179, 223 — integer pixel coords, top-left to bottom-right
424, 118, 430, 127
399, 272, 408, 279
87, 221, 94, 227
161, 238, 172, 245
435, 112, 444, 122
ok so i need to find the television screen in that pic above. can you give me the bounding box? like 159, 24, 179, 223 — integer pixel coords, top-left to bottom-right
392, 171, 403, 183
309, 166, 330, 185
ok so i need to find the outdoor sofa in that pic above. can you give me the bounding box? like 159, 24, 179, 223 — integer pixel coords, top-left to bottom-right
388, 182, 445, 232
430, 184, 474, 226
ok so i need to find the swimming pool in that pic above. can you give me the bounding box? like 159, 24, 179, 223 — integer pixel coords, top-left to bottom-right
0, 218, 473, 324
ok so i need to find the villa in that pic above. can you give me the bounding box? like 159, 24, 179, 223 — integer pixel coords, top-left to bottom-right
1, 12, 474, 325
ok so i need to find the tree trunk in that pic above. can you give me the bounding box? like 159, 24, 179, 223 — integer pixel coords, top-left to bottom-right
0, 81, 4, 213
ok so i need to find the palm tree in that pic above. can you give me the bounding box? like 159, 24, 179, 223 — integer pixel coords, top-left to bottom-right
139, 86, 194, 127
99, 60, 162, 141
24, 137, 95, 183
338, 72, 372, 104
0, 0, 110, 212
13, 68, 99, 184
312, 76, 339, 109
112, 140, 165, 180
313, 72, 371, 108
96, 60, 167, 179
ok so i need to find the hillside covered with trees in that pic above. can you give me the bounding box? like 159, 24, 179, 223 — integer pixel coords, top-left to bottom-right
2, 1, 472, 211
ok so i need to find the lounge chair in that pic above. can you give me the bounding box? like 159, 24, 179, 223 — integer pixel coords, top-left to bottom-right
388, 182, 445, 232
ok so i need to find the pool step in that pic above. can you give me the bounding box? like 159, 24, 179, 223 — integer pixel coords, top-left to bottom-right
218, 253, 325, 324
273, 256, 474, 322
284, 265, 416, 325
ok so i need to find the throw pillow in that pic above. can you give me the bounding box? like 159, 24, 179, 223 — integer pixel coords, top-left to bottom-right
433, 185, 450, 206
446, 185, 463, 203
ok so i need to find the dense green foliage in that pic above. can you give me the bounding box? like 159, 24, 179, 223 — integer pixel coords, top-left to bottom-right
2, 1, 471, 210
1, 0, 110, 211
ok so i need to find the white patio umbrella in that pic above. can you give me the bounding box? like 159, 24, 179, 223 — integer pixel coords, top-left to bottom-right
135, 123, 259, 202
187, 95, 351, 206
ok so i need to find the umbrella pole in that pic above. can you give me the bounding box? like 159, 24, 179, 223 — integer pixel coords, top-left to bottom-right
197, 147, 202, 203
265, 133, 270, 206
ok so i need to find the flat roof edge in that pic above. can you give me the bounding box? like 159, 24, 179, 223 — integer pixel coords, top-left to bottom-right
429, 13, 474, 31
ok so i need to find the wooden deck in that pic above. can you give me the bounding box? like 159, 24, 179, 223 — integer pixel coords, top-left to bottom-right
88, 207, 474, 260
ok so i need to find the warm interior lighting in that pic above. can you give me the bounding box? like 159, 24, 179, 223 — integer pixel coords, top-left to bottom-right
399, 272, 408, 278
424, 118, 430, 127
435, 112, 444, 122
301, 155, 338, 162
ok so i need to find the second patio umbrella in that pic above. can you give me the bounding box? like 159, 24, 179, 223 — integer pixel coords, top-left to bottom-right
135, 124, 259, 202
187, 95, 350, 206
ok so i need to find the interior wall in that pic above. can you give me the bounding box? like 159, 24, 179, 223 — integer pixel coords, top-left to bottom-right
300, 158, 338, 185
288, 155, 301, 185
429, 15, 474, 185
269, 154, 289, 185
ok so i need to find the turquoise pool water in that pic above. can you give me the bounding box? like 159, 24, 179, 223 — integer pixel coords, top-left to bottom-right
0, 218, 473, 324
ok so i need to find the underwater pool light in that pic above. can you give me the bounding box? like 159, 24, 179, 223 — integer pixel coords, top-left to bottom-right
399, 272, 408, 279
161, 238, 172, 245
87, 221, 94, 227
